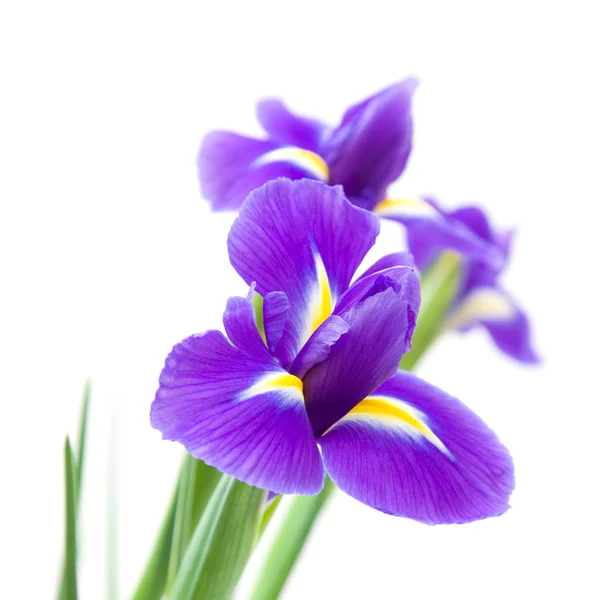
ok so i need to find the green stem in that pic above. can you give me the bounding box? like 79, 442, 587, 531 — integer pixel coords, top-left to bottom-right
401, 251, 461, 370
249, 479, 336, 600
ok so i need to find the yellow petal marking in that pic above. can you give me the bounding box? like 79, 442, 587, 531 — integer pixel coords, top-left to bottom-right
373, 197, 439, 219
240, 371, 304, 402
255, 147, 329, 181
347, 395, 452, 457
308, 252, 333, 336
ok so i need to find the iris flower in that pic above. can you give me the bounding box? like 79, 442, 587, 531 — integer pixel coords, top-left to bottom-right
151, 179, 513, 524
390, 196, 538, 364
198, 81, 538, 364
198, 79, 416, 211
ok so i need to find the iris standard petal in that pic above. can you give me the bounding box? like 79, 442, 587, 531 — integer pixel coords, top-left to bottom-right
303, 288, 411, 437
321, 78, 418, 210
151, 298, 324, 495
319, 371, 514, 524
198, 131, 328, 211
228, 178, 380, 366
445, 287, 539, 363
256, 97, 327, 152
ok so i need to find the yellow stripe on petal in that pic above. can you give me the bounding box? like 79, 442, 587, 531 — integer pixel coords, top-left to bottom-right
309, 252, 333, 334
254, 147, 329, 182
374, 197, 440, 219
347, 395, 452, 457
444, 287, 515, 330
240, 371, 304, 402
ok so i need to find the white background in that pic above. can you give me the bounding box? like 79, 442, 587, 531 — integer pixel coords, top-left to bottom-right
1, 1, 599, 598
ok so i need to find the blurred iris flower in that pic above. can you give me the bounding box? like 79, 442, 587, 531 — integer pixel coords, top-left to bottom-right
198, 81, 537, 364
151, 179, 514, 524
387, 197, 538, 363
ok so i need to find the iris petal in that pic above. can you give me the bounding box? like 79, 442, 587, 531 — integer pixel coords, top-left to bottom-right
256, 97, 327, 152
319, 371, 514, 524
228, 178, 379, 366
151, 295, 324, 495
198, 132, 328, 211
445, 287, 539, 364
321, 78, 418, 210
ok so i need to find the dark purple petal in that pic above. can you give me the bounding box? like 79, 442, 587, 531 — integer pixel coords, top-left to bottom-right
319, 371, 514, 524
151, 328, 324, 495
320, 79, 418, 210
263, 291, 290, 354
288, 315, 349, 379
228, 178, 379, 366
198, 131, 327, 211
256, 98, 328, 152
303, 289, 410, 437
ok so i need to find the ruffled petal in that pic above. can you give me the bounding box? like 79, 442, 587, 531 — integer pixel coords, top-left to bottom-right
319, 371, 514, 524
445, 287, 540, 364
256, 98, 328, 152
303, 289, 411, 437
198, 131, 328, 211
151, 297, 324, 495
228, 178, 379, 366
321, 79, 418, 209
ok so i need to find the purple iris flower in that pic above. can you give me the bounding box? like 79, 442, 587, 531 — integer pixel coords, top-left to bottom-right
396, 196, 539, 364
151, 179, 514, 524
198, 78, 416, 211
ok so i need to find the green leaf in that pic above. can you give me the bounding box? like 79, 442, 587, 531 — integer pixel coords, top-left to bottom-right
249, 478, 336, 600
170, 476, 235, 600
130, 483, 178, 600
258, 494, 282, 539
167, 455, 223, 592
75, 379, 91, 507
62, 437, 78, 600
192, 480, 266, 600
400, 251, 461, 371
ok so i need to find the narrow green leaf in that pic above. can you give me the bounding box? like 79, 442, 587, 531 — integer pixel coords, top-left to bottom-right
193, 480, 266, 600
75, 379, 91, 507
400, 251, 461, 371
258, 494, 282, 539
249, 478, 336, 600
63, 437, 78, 600
130, 483, 178, 600
189, 458, 224, 530
170, 476, 235, 600
167, 455, 223, 592
167, 454, 197, 590
106, 411, 119, 600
